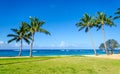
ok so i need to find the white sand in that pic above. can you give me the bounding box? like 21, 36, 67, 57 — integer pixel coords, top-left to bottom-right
84, 54, 120, 60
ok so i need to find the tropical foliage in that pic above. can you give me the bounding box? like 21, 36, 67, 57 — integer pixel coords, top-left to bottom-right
95, 12, 115, 55
28, 17, 51, 57
7, 17, 51, 57
76, 13, 97, 55
99, 39, 120, 54
114, 8, 120, 19
7, 7, 120, 56
7, 22, 31, 56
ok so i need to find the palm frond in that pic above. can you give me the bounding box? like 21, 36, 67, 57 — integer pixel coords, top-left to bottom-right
39, 21, 45, 27
8, 37, 17, 43
117, 8, 120, 10
24, 33, 32, 40
78, 27, 85, 31
76, 22, 83, 27
21, 22, 29, 29
16, 38, 20, 42
7, 34, 18, 37
85, 27, 89, 32
38, 28, 51, 35
11, 29, 18, 33
114, 16, 120, 20
114, 11, 120, 14
23, 37, 30, 44
96, 25, 102, 31
114, 8, 120, 20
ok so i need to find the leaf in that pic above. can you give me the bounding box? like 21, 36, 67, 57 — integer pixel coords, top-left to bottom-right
85, 27, 88, 32
23, 37, 30, 44
7, 34, 18, 37
11, 29, 18, 33
78, 27, 85, 31
8, 38, 17, 43
38, 28, 51, 35
114, 16, 120, 20
16, 38, 20, 42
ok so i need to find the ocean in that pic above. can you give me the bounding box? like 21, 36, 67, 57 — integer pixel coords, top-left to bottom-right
0, 49, 120, 57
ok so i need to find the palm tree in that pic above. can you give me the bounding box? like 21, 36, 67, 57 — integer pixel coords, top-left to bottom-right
7, 22, 31, 56
114, 8, 120, 19
28, 17, 51, 57
95, 12, 115, 55
76, 13, 97, 55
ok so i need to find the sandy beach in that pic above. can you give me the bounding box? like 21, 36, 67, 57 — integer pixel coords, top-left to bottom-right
84, 54, 120, 60
0, 54, 120, 60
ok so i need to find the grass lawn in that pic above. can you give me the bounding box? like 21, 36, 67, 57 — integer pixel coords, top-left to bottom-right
0, 56, 120, 74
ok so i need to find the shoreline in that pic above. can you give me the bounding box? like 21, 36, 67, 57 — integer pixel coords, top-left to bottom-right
0, 54, 120, 60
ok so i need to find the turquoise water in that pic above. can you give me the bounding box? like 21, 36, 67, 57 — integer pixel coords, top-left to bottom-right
0, 49, 119, 56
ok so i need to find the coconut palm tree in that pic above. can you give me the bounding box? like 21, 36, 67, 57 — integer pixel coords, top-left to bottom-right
76, 13, 97, 55
7, 22, 31, 56
95, 12, 115, 55
114, 8, 120, 19
28, 17, 51, 57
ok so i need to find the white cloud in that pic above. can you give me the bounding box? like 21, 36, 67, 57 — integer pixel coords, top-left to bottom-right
0, 40, 20, 49
0, 40, 93, 49
59, 41, 66, 47
49, 41, 81, 48
14, 43, 19, 47
0, 41, 4, 44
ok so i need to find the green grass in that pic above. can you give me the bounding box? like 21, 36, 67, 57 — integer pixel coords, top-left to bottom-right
0, 56, 120, 74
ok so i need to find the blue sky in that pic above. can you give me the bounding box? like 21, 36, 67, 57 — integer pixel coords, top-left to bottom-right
0, 0, 120, 49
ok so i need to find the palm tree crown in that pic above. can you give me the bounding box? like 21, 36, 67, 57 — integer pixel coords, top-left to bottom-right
95, 12, 115, 30
29, 17, 51, 35
76, 13, 95, 32
8, 22, 31, 44
28, 17, 51, 57
7, 22, 31, 56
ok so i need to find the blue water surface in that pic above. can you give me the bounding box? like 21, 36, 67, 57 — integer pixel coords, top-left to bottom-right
0, 49, 120, 57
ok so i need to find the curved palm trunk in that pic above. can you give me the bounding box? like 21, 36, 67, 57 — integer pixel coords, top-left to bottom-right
102, 25, 109, 55
18, 39, 22, 56
87, 27, 97, 55
30, 33, 34, 57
